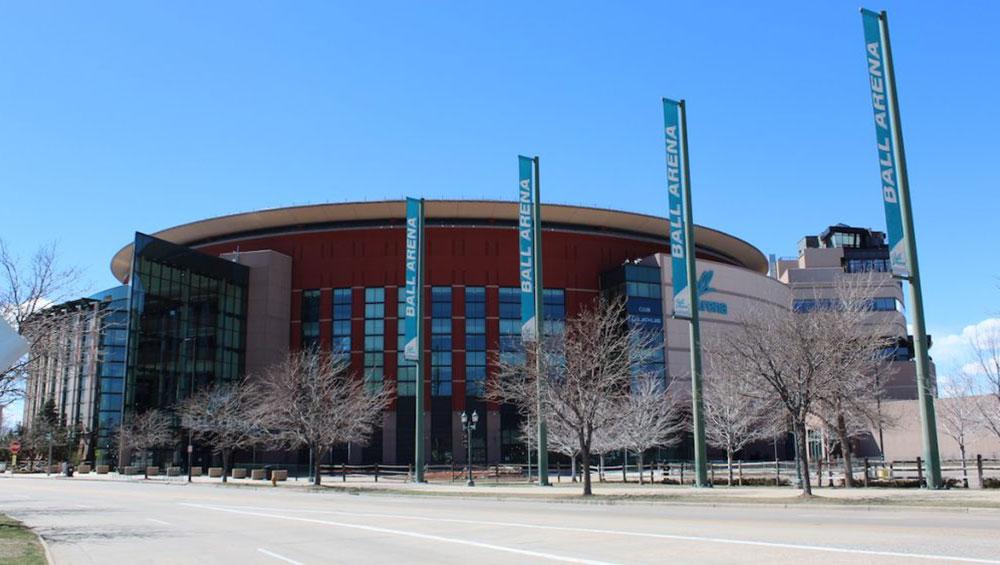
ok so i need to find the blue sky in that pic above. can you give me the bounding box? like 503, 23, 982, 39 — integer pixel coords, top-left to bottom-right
1, 1, 997, 373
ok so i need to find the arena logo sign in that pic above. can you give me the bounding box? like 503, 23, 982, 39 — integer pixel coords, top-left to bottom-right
695, 271, 728, 316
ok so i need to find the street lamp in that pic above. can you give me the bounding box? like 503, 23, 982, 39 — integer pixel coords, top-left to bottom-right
183, 335, 197, 483
461, 410, 478, 487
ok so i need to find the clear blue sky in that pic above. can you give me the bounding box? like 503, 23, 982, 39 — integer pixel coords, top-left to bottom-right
1, 1, 997, 353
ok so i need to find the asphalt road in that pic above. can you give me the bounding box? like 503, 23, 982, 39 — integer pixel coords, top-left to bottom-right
2, 477, 1000, 564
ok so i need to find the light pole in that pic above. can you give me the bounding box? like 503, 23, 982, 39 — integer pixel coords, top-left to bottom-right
183, 335, 196, 483
461, 410, 478, 487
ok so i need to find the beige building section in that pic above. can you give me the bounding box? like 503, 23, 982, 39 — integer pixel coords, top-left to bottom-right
875, 397, 1000, 461
220, 250, 292, 377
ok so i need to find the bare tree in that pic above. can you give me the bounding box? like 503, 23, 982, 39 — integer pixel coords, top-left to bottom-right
0, 239, 80, 405
492, 297, 657, 496
811, 277, 898, 487
938, 373, 983, 488
615, 376, 686, 484
257, 349, 392, 486
971, 323, 1000, 442
176, 380, 268, 483
708, 304, 844, 496
702, 367, 774, 486
117, 409, 174, 472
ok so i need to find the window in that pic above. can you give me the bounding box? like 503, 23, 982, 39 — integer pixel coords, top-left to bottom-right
431, 287, 452, 396
301, 289, 320, 349
364, 288, 384, 393
397, 292, 416, 397
331, 288, 352, 356
543, 289, 565, 336
845, 258, 891, 273
499, 287, 523, 365
465, 287, 486, 396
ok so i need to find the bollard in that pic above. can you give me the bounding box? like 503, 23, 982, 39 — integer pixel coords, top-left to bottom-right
916, 456, 923, 486
738, 460, 743, 487
863, 458, 870, 487
977, 454, 984, 489
375, 464, 379, 483
342, 463, 347, 483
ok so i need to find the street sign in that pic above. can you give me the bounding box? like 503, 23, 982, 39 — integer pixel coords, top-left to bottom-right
9, 441, 21, 454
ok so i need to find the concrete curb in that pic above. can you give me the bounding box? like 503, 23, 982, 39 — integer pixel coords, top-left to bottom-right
36, 529, 54, 565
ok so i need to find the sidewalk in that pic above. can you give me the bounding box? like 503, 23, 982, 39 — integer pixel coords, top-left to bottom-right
8, 470, 1000, 510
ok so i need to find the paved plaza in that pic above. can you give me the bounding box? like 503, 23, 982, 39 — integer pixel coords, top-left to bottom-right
2, 475, 1000, 564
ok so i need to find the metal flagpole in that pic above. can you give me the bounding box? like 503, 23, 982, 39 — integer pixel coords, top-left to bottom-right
414, 198, 427, 483
677, 101, 709, 488
533, 156, 550, 487
874, 9, 941, 488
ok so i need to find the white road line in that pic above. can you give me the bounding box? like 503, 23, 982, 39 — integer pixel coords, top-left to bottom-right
185, 503, 1000, 564
258, 548, 305, 565
182, 503, 613, 564
145, 518, 171, 526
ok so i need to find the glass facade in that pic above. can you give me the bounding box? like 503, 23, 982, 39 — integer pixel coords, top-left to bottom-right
301, 289, 321, 350
364, 288, 385, 394
464, 287, 486, 397
430, 286, 452, 396
332, 288, 352, 358
91, 285, 130, 466
125, 233, 248, 438
601, 264, 666, 389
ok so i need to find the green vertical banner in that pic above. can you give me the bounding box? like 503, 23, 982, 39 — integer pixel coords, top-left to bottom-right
662, 98, 693, 318
662, 97, 709, 488
403, 198, 424, 361
518, 156, 539, 342
862, 9, 909, 277
404, 197, 426, 482
859, 8, 942, 489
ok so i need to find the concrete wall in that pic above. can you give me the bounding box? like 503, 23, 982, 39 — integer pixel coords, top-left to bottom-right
873, 397, 1000, 460
652, 253, 791, 386
220, 250, 292, 377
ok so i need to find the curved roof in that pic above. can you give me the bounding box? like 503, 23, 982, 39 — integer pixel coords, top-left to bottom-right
110, 200, 768, 282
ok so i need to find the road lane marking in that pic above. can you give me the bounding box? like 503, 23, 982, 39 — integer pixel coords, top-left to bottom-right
146, 518, 172, 526
182, 503, 613, 564
258, 548, 304, 565
186, 503, 1000, 564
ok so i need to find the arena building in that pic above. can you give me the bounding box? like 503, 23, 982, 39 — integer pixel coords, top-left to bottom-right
106, 200, 791, 466
23, 200, 927, 468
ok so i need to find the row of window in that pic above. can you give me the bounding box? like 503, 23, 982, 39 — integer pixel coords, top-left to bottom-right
792, 297, 900, 313
302, 287, 566, 397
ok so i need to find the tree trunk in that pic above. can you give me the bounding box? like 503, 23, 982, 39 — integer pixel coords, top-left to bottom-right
571, 454, 577, 483
960, 444, 968, 488
313, 444, 323, 486
794, 420, 812, 496
815, 444, 823, 489
727, 449, 734, 487
581, 447, 593, 496
836, 414, 854, 488
638, 452, 645, 485
222, 448, 230, 484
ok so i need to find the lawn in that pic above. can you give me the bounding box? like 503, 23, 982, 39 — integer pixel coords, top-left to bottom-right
0, 513, 46, 565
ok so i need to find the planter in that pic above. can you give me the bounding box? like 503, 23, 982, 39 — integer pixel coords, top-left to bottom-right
166, 466, 182, 476
145, 466, 160, 476
250, 469, 266, 480
208, 467, 223, 478
190, 467, 203, 477
123, 466, 140, 475
231, 468, 247, 479
77, 464, 92, 474
48, 465, 61, 474
96, 465, 110, 474
271, 469, 288, 482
